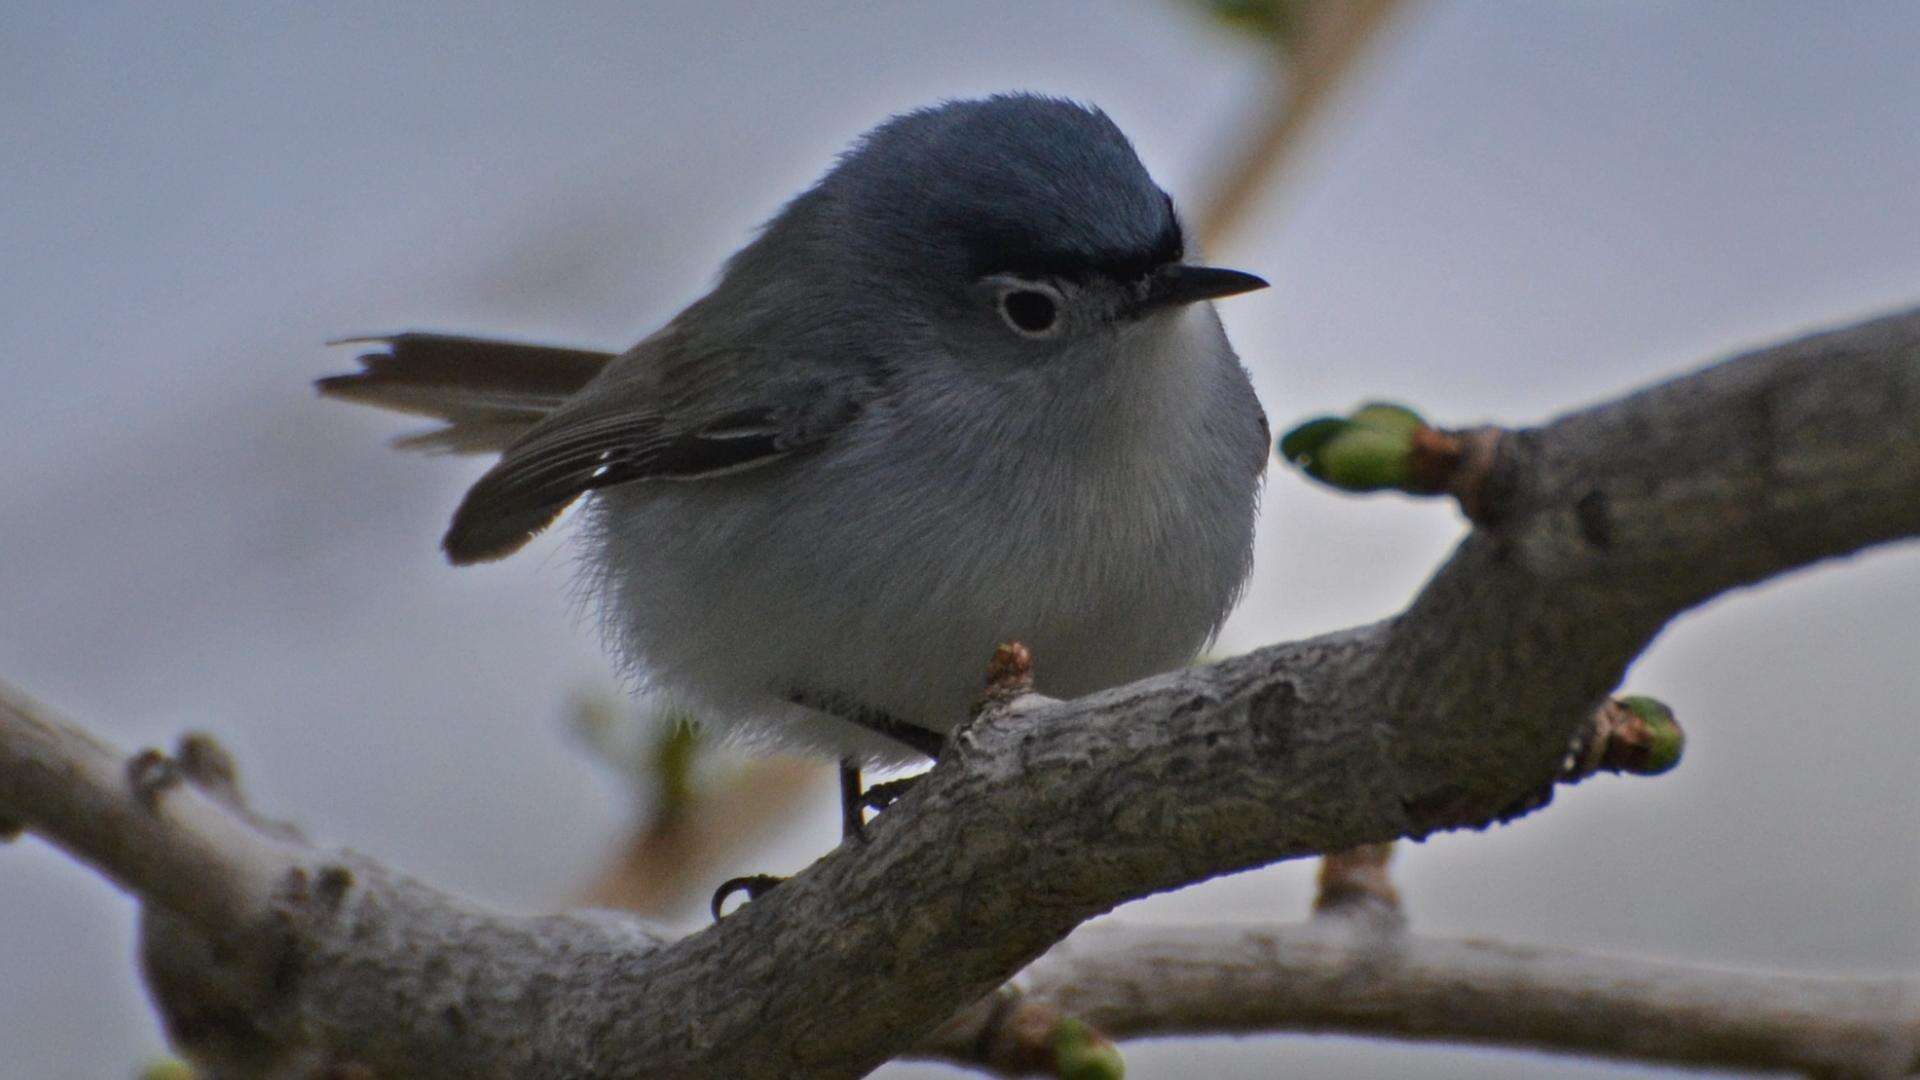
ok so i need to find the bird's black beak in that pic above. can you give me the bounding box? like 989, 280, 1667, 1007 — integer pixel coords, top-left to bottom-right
1135, 264, 1270, 313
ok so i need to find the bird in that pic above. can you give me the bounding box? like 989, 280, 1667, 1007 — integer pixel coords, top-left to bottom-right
319, 94, 1270, 888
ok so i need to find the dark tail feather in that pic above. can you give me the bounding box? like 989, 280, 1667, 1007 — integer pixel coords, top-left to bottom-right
318, 333, 616, 454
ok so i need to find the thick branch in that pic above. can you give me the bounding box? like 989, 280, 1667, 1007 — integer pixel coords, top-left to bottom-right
3, 307, 1919, 1077
918, 922, 1920, 1079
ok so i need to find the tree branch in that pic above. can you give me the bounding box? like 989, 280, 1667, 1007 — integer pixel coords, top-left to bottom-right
4, 306, 1919, 1077
916, 921, 1920, 1079
0, 683, 289, 931
1194, 0, 1410, 253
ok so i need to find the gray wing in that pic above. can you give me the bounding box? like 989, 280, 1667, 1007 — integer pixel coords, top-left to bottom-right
441, 330, 869, 564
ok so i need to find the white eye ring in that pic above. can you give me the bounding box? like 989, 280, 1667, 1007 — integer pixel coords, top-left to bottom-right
996, 283, 1064, 338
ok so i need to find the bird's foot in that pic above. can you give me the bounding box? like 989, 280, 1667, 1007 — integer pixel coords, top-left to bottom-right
839, 759, 934, 843
710, 873, 785, 920
709, 760, 926, 921
860, 774, 922, 815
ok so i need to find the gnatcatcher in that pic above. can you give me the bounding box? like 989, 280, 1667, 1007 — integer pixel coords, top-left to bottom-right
321, 94, 1269, 852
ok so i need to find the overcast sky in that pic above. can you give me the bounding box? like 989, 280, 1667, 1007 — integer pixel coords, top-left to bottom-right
4, 3, 1917, 1077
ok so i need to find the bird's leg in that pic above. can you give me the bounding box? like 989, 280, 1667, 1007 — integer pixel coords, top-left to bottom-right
788, 690, 943, 842
839, 763, 930, 839
838, 758, 867, 842
859, 774, 923, 816
710, 757, 922, 920
711, 693, 944, 920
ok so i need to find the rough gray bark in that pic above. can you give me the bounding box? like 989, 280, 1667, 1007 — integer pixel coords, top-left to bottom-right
3, 306, 1919, 1078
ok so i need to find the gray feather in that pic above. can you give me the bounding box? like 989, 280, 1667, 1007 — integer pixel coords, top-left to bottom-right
318, 333, 614, 454
438, 324, 875, 564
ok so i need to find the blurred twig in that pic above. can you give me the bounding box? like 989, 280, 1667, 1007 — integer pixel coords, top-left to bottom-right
915, 920, 1919, 1078
574, 761, 821, 919
1191, 0, 1409, 252
1312, 841, 1402, 926
569, 696, 826, 920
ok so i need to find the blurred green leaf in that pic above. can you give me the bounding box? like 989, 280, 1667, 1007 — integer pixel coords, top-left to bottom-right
650, 714, 701, 820
1052, 1016, 1125, 1080
1188, 0, 1304, 53
139, 1059, 197, 1080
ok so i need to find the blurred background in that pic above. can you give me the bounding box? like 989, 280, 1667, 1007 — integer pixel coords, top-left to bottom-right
4, 2, 1918, 1077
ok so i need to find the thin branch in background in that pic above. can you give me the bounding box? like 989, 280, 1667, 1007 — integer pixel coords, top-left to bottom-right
568, 697, 825, 920
572, 755, 821, 919
1191, 0, 1410, 253
915, 922, 1919, 1079
1312, 841, 1402, 925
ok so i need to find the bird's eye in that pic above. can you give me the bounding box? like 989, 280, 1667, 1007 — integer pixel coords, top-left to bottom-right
998, 288, 1060, 338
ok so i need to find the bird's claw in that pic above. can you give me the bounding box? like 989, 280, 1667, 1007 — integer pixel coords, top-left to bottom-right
710, 873, 785, 921
859, 775, 921, 814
